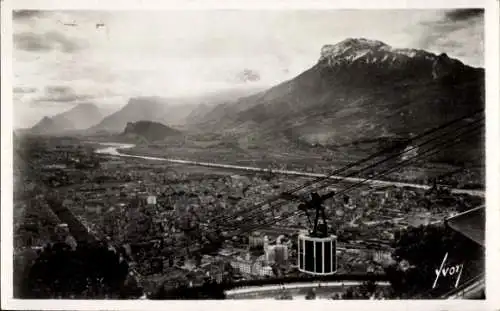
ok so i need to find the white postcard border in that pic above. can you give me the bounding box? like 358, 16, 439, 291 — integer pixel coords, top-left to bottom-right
2, 0, 499, 310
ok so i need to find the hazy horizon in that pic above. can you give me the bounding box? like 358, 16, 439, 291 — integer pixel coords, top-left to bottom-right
13, 9, 484, 128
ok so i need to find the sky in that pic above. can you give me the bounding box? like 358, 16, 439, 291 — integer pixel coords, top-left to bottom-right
12, 9, 484, 128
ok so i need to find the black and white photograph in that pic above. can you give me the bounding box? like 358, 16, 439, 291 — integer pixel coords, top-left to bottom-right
2, 0, 499, 309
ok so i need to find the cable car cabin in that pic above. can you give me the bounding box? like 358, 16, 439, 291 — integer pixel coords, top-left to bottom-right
280, 191, 339, 276
297, 231, 338, 275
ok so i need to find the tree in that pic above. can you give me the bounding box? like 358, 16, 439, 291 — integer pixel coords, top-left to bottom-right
194, 252, 202, 267
343, 287, 355, 299
305, 288, 316, 300
21, 241, 142, 299
360, 280, 377, 297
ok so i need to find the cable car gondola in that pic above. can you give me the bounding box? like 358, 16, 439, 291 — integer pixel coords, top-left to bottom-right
281, 191, 338, 275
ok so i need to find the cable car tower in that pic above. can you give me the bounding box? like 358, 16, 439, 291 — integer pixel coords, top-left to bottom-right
281, 191, 338, 275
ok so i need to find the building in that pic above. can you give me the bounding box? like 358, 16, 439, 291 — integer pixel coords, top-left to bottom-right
274, 245, 289, 265
100, 160, 126, 170
266, 245, 289, 266
264, 235, 289, 266
43, 164, 68, 170
64, 235, 78, 251
230, 253, 274, 277
147, 195, 157, 206
249, 231, 265, 250
231, 258, 252, 275
182, 259, 197, 271
372, 249, 395, 266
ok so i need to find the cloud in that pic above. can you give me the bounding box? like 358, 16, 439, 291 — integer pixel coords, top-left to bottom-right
13, 86, 37, 94
34, 85, 94, 103
46, 85, 73, 94
14, 31, 86, 53
13, 10, 45, 20
414, 11, 483, 67
234, 69, 261, 84
445, 9, 484, 22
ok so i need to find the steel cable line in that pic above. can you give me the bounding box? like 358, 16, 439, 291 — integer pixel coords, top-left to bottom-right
280, 109, 484, 194
239, 153, 479, 235
178, 119, 483, 256
198, 120, 484, 247
231, 122, 483, 235
190, 123, 482, 295
246, 122, 483, 232
236, 123, 483, 234
208, 115, 484, 228
206, 110, 483, 227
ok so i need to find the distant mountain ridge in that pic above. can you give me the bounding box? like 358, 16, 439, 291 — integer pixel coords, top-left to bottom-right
89, 97, 175, 134
30, 103, 103, 135
88, 88, 264, 134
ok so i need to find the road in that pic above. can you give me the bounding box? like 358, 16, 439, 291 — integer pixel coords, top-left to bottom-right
226, 281, 390, 298
93, 142, 484, 197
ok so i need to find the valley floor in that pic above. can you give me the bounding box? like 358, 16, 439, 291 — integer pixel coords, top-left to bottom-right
119, 140, 484, 190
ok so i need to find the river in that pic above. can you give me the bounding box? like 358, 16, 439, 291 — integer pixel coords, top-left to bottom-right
93, 142, 484, 197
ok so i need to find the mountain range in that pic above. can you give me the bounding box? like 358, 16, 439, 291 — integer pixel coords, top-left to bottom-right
87, 88, 264, 134
87, 97, 188, 134
27, 38, 484, 163
28, 88, 262, 135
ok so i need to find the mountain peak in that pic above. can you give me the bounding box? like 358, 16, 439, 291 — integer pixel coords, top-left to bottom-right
320, 38, 388, 60
325, 37, 388, 51
319, 37, 433, 67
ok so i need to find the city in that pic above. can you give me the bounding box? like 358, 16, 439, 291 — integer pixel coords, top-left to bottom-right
13, 131, 485, 299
